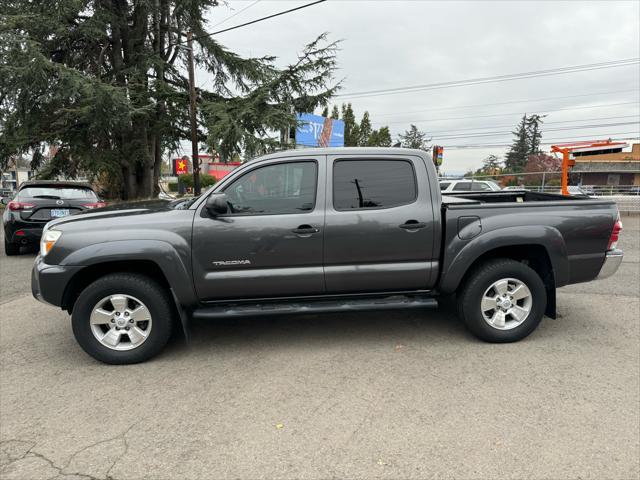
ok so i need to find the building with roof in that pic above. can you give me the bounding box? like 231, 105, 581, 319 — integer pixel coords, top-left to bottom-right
572, 143, 640, 186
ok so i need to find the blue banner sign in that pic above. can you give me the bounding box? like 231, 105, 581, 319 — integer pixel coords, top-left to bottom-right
295, 113, 345, 148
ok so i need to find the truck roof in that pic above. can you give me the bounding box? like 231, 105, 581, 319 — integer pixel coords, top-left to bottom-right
251, 147, 433, 162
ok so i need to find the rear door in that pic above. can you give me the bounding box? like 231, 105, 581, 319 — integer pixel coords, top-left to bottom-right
192, 156, 326, 301
324, 154, 437, 293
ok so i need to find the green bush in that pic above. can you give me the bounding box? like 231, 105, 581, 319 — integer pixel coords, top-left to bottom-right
167, 182, 178, 192
178, 173, 217, 189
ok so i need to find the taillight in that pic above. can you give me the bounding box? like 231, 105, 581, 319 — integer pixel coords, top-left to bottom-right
607, 213, 623, 250
82, 202, 107, 209
7, 201, 35, 211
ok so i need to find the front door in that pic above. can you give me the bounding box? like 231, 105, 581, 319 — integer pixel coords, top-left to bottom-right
324, 154, 437, 293
192, 157, 325, 301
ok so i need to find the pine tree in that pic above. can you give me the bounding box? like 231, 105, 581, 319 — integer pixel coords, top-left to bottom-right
526, 114, 545, 155
398, 125, 430, 150
358, 111, 372, 146
368, 126, 392, 147
341, 103, 360, 147
481, 154, 502, 174
330, 105, 340, 119
0, 2, 339, 199
321, 106, 329, 117
505, 114, 530, 172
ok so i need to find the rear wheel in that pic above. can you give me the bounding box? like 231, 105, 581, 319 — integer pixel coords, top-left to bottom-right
72, 273, 174, 364
4, 238, 19, 256
457, 259, 547, 342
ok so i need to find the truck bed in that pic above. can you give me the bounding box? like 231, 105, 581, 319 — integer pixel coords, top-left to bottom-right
439, 190, 618, 290
442, 190, 612, 206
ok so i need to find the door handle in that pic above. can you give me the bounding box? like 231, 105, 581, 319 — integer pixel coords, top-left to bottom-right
399, 220, 427, 230
292, 225, 320, 235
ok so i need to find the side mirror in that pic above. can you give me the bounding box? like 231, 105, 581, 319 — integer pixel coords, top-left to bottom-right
205, 193, 229, 216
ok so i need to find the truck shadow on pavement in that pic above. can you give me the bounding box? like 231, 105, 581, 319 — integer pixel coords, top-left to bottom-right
165, 306, 472, 357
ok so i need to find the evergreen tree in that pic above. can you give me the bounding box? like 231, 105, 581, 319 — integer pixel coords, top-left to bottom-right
505, 114, 530, 172
341, 103, 360, 147
330, 105, 340, 119
358, 111, 372, 146
0, 2, 339, 199
398, 124, 430, 150
321, 106, 329, 117
526, 114, 545, 155
368, 126, 392, 147
481, 154, 502, 173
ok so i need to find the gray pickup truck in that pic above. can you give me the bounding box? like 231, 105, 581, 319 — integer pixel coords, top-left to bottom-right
32, 148, 624, 364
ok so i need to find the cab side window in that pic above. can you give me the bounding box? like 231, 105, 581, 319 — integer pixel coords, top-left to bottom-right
333, 159, 417, 210
224, 161, 317, 215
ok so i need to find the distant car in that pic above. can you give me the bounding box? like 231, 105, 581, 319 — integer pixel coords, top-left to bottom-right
2, 181, 105, 256
439, 179, 502, 193
502, 186, 528, 191
554, 186, 589, 196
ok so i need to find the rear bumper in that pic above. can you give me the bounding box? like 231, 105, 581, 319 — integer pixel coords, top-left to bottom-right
596, 249, 623, 280
31, 255, 82, 307
5, 221, 45, 244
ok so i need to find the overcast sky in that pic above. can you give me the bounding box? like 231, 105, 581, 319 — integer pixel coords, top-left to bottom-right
189, 0, 639, 174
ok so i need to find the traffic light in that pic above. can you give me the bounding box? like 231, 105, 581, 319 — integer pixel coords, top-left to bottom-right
432, 145, 444, 166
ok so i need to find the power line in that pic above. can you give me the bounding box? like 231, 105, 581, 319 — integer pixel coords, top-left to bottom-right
371, 88, 639, 119
441, 133, 640, 149
426, 115, 639, 136
431, 121, 639, 141
337, 58, 640, 99
173, 0, 326, 45
376, 101, 638, 126
211, 0, 262, 28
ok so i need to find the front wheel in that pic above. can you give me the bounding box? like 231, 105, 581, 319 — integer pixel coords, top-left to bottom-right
72, 273, 175, 364
457, 259, 547, 342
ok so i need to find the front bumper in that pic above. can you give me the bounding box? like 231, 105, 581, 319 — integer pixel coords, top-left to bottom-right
596, 249, 624, 280
31, 255, 82, 307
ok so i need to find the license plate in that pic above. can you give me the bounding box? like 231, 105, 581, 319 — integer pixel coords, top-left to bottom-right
50, 209, 70, 218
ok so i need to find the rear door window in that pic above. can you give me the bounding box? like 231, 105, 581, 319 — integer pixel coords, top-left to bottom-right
333, 159, 417, 210
439, 182, 451, 191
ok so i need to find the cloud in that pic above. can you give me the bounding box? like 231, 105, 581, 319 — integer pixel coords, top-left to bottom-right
194, 0, 639, 172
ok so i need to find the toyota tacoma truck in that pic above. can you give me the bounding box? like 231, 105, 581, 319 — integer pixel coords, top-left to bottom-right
31, 148, 624, 364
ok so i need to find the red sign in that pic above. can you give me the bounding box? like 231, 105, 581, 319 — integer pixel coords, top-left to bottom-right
173, 157, 189, 175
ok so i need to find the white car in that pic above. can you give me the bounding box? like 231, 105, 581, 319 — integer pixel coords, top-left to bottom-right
439, 179, 502, 193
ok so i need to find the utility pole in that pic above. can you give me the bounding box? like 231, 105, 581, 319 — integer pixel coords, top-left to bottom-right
186, 31, 201, 195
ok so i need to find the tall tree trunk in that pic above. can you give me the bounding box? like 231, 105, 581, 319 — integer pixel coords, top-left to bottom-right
153, 135, 162, 196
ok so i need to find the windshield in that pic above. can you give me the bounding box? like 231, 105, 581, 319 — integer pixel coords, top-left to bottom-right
18, 186, 97, 200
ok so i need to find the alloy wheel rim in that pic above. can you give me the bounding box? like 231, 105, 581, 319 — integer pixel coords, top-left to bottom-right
90, 294, 152, 351
480, 278, 532, 330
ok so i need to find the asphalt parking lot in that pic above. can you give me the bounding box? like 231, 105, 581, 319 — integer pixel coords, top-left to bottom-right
1, 217, 638, 480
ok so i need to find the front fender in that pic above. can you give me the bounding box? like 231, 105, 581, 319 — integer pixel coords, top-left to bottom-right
438, 225, 568, 294
60, 239, 197, 306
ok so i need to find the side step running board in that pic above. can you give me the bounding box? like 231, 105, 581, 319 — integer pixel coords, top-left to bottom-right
192, 295, 438, 320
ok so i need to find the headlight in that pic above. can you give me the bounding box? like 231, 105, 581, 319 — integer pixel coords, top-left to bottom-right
40, 230, 62, 257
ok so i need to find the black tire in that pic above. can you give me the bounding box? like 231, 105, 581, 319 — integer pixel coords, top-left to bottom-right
4, 238, 19, 256
457, 259, 547, 343
72, 273, 175, 364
